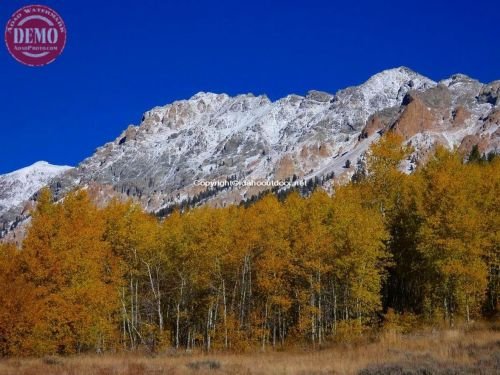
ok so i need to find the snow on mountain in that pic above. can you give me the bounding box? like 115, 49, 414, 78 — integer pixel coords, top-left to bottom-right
46, 67, 441, 210
0, 161, 72, 234
1, 67, 498, 239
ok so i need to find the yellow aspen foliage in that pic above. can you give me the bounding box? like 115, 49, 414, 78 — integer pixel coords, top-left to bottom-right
248, 195, 293, 349
0, 243, 40, 356
330, 184, 390, 320
364, 131, 411, 217
19, 189, 122, 355
0, 144, 497, 356
418, 148, 489, 323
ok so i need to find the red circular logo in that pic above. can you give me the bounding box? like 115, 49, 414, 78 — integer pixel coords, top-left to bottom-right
4, 5, 66, 67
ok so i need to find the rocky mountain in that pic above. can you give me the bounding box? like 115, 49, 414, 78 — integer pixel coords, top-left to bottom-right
0, 161, 72, 237
1, 67, 498, 238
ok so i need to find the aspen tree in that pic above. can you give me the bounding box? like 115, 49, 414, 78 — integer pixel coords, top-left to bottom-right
418, 148, 488, 324
20, 190, 121, 354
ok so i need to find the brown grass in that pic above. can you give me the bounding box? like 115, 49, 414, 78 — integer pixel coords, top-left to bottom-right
0, 324, 498, 375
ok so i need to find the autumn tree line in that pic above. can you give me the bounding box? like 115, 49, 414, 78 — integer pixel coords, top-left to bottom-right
0, 134, 498, 356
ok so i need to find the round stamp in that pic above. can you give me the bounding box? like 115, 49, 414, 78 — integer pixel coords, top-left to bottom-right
4, 4, 67, 67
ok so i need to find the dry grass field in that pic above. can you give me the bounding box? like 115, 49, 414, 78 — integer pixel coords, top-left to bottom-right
0, 324, 498, 375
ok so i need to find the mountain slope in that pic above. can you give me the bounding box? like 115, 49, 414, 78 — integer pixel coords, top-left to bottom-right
0, 161, 72, 236
49, 68, 436, 209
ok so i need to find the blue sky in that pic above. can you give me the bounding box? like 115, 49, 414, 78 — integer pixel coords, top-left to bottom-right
1, 0, 499, 174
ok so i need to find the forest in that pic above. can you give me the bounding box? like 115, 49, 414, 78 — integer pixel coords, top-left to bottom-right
0, 134, 498, 357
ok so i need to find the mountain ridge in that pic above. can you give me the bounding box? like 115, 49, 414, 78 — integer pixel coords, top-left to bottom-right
1, 67, 498, 239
